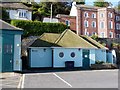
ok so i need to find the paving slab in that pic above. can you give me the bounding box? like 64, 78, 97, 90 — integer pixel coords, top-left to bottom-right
0, 73, 22, 89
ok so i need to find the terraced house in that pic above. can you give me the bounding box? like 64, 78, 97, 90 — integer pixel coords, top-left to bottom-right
57, 2, 120, 38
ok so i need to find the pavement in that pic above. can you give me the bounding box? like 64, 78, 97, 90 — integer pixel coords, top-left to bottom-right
0, 72, 22, 89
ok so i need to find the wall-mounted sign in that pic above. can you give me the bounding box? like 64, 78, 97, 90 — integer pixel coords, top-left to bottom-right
0, 46, 1, 53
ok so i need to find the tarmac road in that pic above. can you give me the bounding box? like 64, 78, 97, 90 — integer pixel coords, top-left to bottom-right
21, 69, 118, 88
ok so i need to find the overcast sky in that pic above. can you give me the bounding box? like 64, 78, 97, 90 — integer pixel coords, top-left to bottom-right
34, 0, 119, 6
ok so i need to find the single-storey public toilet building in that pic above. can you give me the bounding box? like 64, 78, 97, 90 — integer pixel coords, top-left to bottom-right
0, 19, 23, 72
29, 30, 109, 69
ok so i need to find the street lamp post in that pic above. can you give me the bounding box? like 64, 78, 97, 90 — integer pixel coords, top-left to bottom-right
50, 4, 52, 23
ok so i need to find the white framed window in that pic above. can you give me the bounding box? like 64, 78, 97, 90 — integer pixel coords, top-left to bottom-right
108, 12, 112, 18
92, 13, 96, 18
117, 34, 120, 38
100, 13, 104, 18
100, 32, 105, 38
109, 32, 113, 38
92, 32, 96, 35
18, 10, 27, 18
92, 21, 96, 28
108, 21, 113, 29
84, 12, 88, 18
84, 20, 89, 27
119, 24, 120, 30
116, 23, 120, 30
100, 21, 104, 29
116, 16, 120, 21
65, 20, 70, 26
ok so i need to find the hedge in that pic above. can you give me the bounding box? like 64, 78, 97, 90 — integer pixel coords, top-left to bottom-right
11, 20, 68, 37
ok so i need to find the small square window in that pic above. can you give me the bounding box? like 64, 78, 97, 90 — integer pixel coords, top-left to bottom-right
65, 20, 70, 26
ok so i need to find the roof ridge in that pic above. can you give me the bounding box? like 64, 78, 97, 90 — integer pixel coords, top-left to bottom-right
54, 29, 69, 44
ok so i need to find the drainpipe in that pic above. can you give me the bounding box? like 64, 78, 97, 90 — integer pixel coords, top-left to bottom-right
76, 8, 79, 35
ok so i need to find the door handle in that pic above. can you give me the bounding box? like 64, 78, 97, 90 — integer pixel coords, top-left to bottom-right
10, 60, 12, 63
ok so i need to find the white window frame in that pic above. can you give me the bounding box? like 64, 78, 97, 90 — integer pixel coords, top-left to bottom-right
18, 10, 27, 18
116, 16, 120, 21
65, 20, 70, 26
101, 32, 105, 38
100, 13, 104, 18
100, 21, 104, 29
116, 23, 120, 30
84, 20, 89, 27
109, 32, 113, 38
92, 13, 96, 18
108, 21, 113, 29
92, 32, 96, 35
92, 21, 96, 28
84, 12, 88, 18
108, 12, 112, 18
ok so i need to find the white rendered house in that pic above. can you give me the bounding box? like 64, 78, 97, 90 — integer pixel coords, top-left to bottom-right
0, 2, 32, 20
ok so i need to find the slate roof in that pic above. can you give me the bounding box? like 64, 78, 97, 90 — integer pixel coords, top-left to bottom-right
30, 33, 60, 47
0, 2, 32, 10
0, 19, 23, 30
30, 29, 100, 49
76, 5, 101, 9
56, 14, 76, 18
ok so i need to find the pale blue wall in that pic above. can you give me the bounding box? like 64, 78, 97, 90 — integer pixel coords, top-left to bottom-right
30, 48, 52, 67
0, 34, 2, 72
107, 52, 113, 63
89, 49, 95, 65
53, 48, 82, 67
95, 49, 107, 63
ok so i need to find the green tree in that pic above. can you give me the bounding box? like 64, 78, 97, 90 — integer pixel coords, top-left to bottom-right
94, 0, 110, 7
75, 0, 85, 5
0, 8, 9, 20
38, 2, 70, 17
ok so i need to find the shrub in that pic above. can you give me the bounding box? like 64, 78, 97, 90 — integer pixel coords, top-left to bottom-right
11, 20, 68, 37
91, 35, 98, 41
95, 60, 105, 64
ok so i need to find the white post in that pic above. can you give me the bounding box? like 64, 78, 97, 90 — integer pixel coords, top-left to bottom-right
50, 4, 52, 23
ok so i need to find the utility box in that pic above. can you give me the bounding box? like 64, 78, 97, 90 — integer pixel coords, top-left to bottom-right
65, 61, 74, 70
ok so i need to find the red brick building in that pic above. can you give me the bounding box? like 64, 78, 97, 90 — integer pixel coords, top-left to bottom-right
115, 11, 120, 38
56, 14, 76, 31
57, 2, 120, 38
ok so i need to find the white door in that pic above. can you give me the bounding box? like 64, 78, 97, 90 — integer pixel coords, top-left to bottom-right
14, 35, 22, 71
